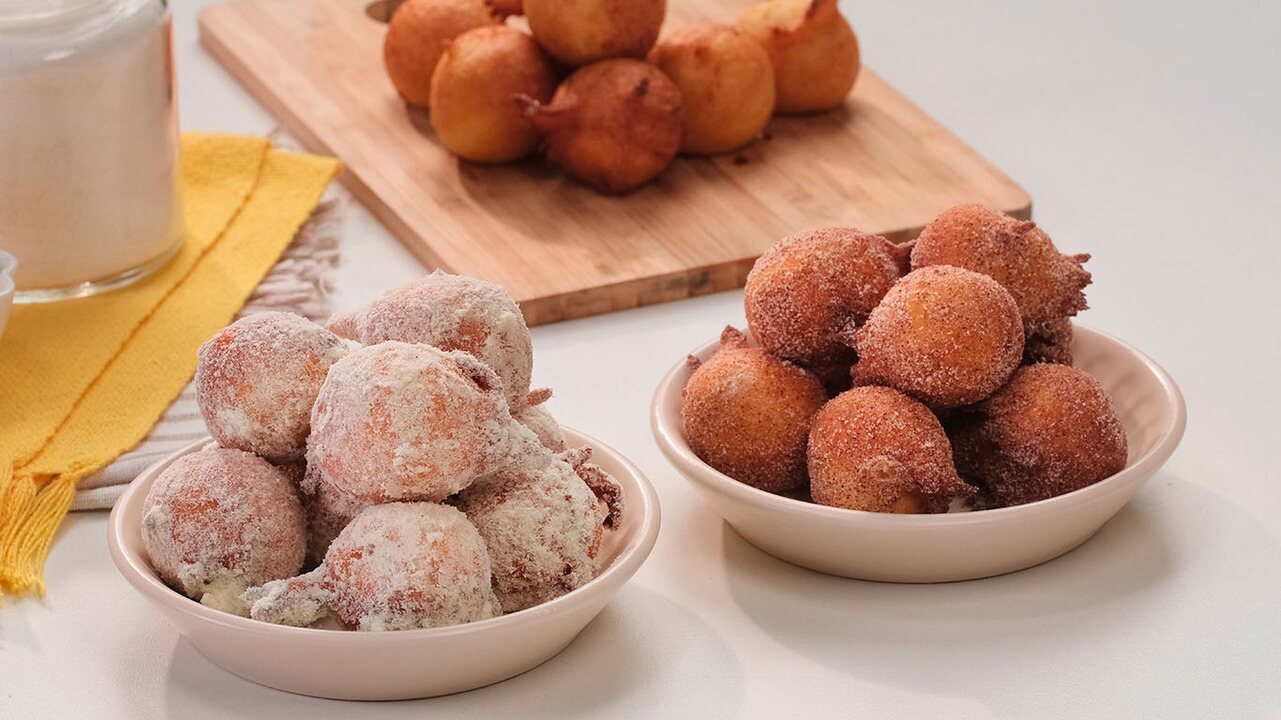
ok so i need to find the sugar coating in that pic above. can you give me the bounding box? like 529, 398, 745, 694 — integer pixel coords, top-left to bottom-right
681, 327, 827, 493
1023, 316, 1074, 365
141, 447, 306, 614
301, 465, 374, 567
852, 266, 1025, 408
911, 204, 1091, 337
516, 391, 566, 452
305, 341, 518, 504
808, 386, 973, 513
326, 272, 534, 412
744, 227, 908, 368
196, 312, 350, 462
245, 503, 501, 631
456, 448, 605, 613
563, 447, 625, 530
949, 364, 1128, 506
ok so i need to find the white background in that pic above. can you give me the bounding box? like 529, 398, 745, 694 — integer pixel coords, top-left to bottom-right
4, 0, 1280, 717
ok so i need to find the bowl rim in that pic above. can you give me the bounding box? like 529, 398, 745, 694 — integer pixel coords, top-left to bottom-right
108, 426, 662, 641
651, 323, 1186, 527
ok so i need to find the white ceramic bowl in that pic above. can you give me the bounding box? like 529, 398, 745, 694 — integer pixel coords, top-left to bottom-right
108, 428, 661, 700
652, 324, 1185, 583
0, 250, 15, 340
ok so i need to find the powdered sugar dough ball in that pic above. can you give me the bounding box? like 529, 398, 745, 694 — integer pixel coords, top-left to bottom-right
245, 503, 501, 631
141, 447, 306, 614
515, 389, 566, 452
197, 312, 350, 462
327, 272, 534, 412
305, 341, 520, 504
456, 451, 612, 613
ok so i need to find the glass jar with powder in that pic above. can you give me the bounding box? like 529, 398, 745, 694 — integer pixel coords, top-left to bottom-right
0, 0, 183, 302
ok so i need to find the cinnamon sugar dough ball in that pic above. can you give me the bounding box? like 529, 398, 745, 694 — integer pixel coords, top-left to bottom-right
142, 447, 306, 614
327, 272, 534, 412
851, 266, 1025, 408
808, 386, 972, 513
245, 503, 501, 630
456, 450, 610, 613
911, 204, 1091, 339
681, 327, 828, 493
1023, 316, 1075, 365
744, 227, 909, 370
304, 341, 518, 505
196, 312, 350, 463
950, 364, 1128, 506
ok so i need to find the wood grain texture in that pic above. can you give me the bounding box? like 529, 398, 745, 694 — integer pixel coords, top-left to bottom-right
199, 0, 1030, 325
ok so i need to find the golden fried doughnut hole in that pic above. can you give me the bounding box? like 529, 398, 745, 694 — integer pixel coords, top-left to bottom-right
911, 204, 1091, 339
524, 0, 665, 67
383, 0, 497, 107
429, 25, 558, 163
808, 386, 972, 513
851, 266, 1024, 408
519, 59, 683, 194
648, 23, 776, 155
744, 227, 908, 369
737, 0, 859, 114
681, 327, 827, 493
950, 364, 1128, 506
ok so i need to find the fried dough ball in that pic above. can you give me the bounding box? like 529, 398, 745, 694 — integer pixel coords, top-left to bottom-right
516, 389, 566, 452
648, 23, 775, 155
245, 503, 501, 630
301, 466, 373, 566
911, 204, 1092, 339
950, 364, 1128, 507
383, 0, 497, 107
738, 0, 860, 114
564, 446, 625, 530
681, 327, 827, 493
851, 266, 1025, 408
196, 312, 349, 463
429, 25, 558, 163
744, 228, 908, 370
456, 451, 608, 613
327, 271, 533, 412
808, 386, 972, 513
142, 447, 306, 615
304, 342, 518, 505
1023, 316, 1075, 365
486, 0, 522, 17
524, 0, 665, 67
518, 59, 683, 194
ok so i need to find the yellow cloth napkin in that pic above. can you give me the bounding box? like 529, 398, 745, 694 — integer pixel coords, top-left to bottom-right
0, 133, 339, 599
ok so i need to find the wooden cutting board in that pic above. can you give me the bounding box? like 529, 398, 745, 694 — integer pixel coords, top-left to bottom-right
199, 0, 1030, 325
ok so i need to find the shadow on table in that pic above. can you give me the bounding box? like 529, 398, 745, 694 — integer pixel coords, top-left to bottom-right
158, 585, 743, 719
719, 474, 1281, 716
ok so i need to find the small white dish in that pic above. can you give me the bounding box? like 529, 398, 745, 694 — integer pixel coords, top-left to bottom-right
0, 250, 15, 340
651, 324, 1185, 583
108, 427, 661, 700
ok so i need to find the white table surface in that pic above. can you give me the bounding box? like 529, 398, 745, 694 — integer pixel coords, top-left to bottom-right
5, 1, 1280, 717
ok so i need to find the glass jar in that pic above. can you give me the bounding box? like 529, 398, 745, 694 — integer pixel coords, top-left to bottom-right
0, 0, 183, 303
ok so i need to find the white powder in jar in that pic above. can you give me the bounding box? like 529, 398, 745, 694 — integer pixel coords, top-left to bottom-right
0, 0, 183, 293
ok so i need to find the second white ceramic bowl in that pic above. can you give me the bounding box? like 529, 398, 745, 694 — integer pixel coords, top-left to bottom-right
109, 427, 661, 700
652, 325, 1185, 583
